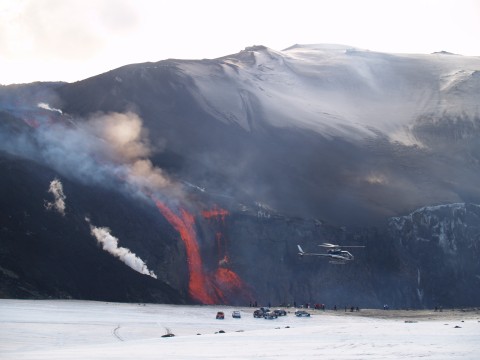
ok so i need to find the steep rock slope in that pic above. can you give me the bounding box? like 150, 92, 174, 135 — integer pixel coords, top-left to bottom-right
0, 153, 186, 303
388, 203, 480, 307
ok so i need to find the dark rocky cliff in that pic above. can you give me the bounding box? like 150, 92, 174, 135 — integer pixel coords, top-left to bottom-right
388, 203, 480, 307
1, 145, 479, 307
0, 153, 187, 304
219, 203, 480, 308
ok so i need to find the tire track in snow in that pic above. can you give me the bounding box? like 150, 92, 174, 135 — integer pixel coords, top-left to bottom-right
113, 325, 124, 342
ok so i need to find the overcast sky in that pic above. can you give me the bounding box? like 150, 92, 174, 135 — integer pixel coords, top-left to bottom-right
1, 0, 479, 85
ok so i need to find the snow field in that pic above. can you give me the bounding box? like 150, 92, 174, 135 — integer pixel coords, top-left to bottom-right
0, 299, 479, 359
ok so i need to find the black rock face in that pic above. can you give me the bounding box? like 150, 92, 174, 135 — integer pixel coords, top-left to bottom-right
2, 152, 478, 307
0, 153, 186, 304
388, 203, 480, 308
215, 203, 480, 309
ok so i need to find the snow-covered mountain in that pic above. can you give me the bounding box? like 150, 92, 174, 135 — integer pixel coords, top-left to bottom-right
47, 44, 480, 224
1, 44, 479, 306
182, 44, 480, 142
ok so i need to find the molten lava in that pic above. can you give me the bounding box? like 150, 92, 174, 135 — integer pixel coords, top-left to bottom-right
153, 200, 252, 304
153, 199, 217, 304
214, 267, 252, 303
202, 206, 229, 222
215, 268, 247, 289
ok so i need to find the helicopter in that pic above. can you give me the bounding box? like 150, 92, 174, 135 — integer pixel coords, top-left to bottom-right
297, 243, 365, 264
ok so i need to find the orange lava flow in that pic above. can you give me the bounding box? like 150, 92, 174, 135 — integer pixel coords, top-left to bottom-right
153, 199, 217, 304
202, 206, 229, 222
215, 268, 245, 288
214, 267, 253, 302
153, 201, 252, 304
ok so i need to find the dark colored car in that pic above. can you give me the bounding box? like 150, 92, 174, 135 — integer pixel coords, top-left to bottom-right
216, 311, 225, 319
264, 311, 278, 319
253, 307, 270, 318
274, 309, 287, 316
253, 309, 264, 318
295, 310, 311, 317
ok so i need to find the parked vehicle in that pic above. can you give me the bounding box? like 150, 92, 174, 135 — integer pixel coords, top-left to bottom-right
253, 307, 270, 318
295, 310, 311, 317
216, 311, 225, 319
263, 311, 278, 319
253, 309, 264, 318
232, 310, 241, 318
273, 309, 287, 316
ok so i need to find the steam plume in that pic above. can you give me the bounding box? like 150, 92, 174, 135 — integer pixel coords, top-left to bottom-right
86, 217, 157, 279
45, 178, 66, 216
37, 102, 63, 114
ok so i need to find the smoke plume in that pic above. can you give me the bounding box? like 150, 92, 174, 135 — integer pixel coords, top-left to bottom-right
82, 111, 172, 193
86, 218, 157, 279
85, 112, 151, 163
1, 110, 174, 197
44, 178, 66, 216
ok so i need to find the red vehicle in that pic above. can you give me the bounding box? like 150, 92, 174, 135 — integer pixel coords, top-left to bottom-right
216, 311, 225, 319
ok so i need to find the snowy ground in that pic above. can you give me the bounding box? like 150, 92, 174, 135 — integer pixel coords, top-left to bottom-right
0, 300, 479, 359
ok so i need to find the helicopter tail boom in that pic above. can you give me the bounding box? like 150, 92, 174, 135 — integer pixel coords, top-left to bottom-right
297, 245, 305, 255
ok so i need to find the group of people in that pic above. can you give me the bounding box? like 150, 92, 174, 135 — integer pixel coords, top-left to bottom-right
249, 301, 363, 312
331, 305, 361, 312
296, 302, 360, 312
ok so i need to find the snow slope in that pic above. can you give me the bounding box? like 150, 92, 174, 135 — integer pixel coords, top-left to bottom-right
182, 44, 480, 144
1, 299, 478, 359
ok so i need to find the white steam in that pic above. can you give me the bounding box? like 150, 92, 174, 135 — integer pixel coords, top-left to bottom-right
45, 178, 66, 216
86, 218, 157, 279
37, 102, 63, 114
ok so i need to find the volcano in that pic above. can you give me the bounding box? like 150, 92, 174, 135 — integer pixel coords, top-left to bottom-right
1, 44, 480, 307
